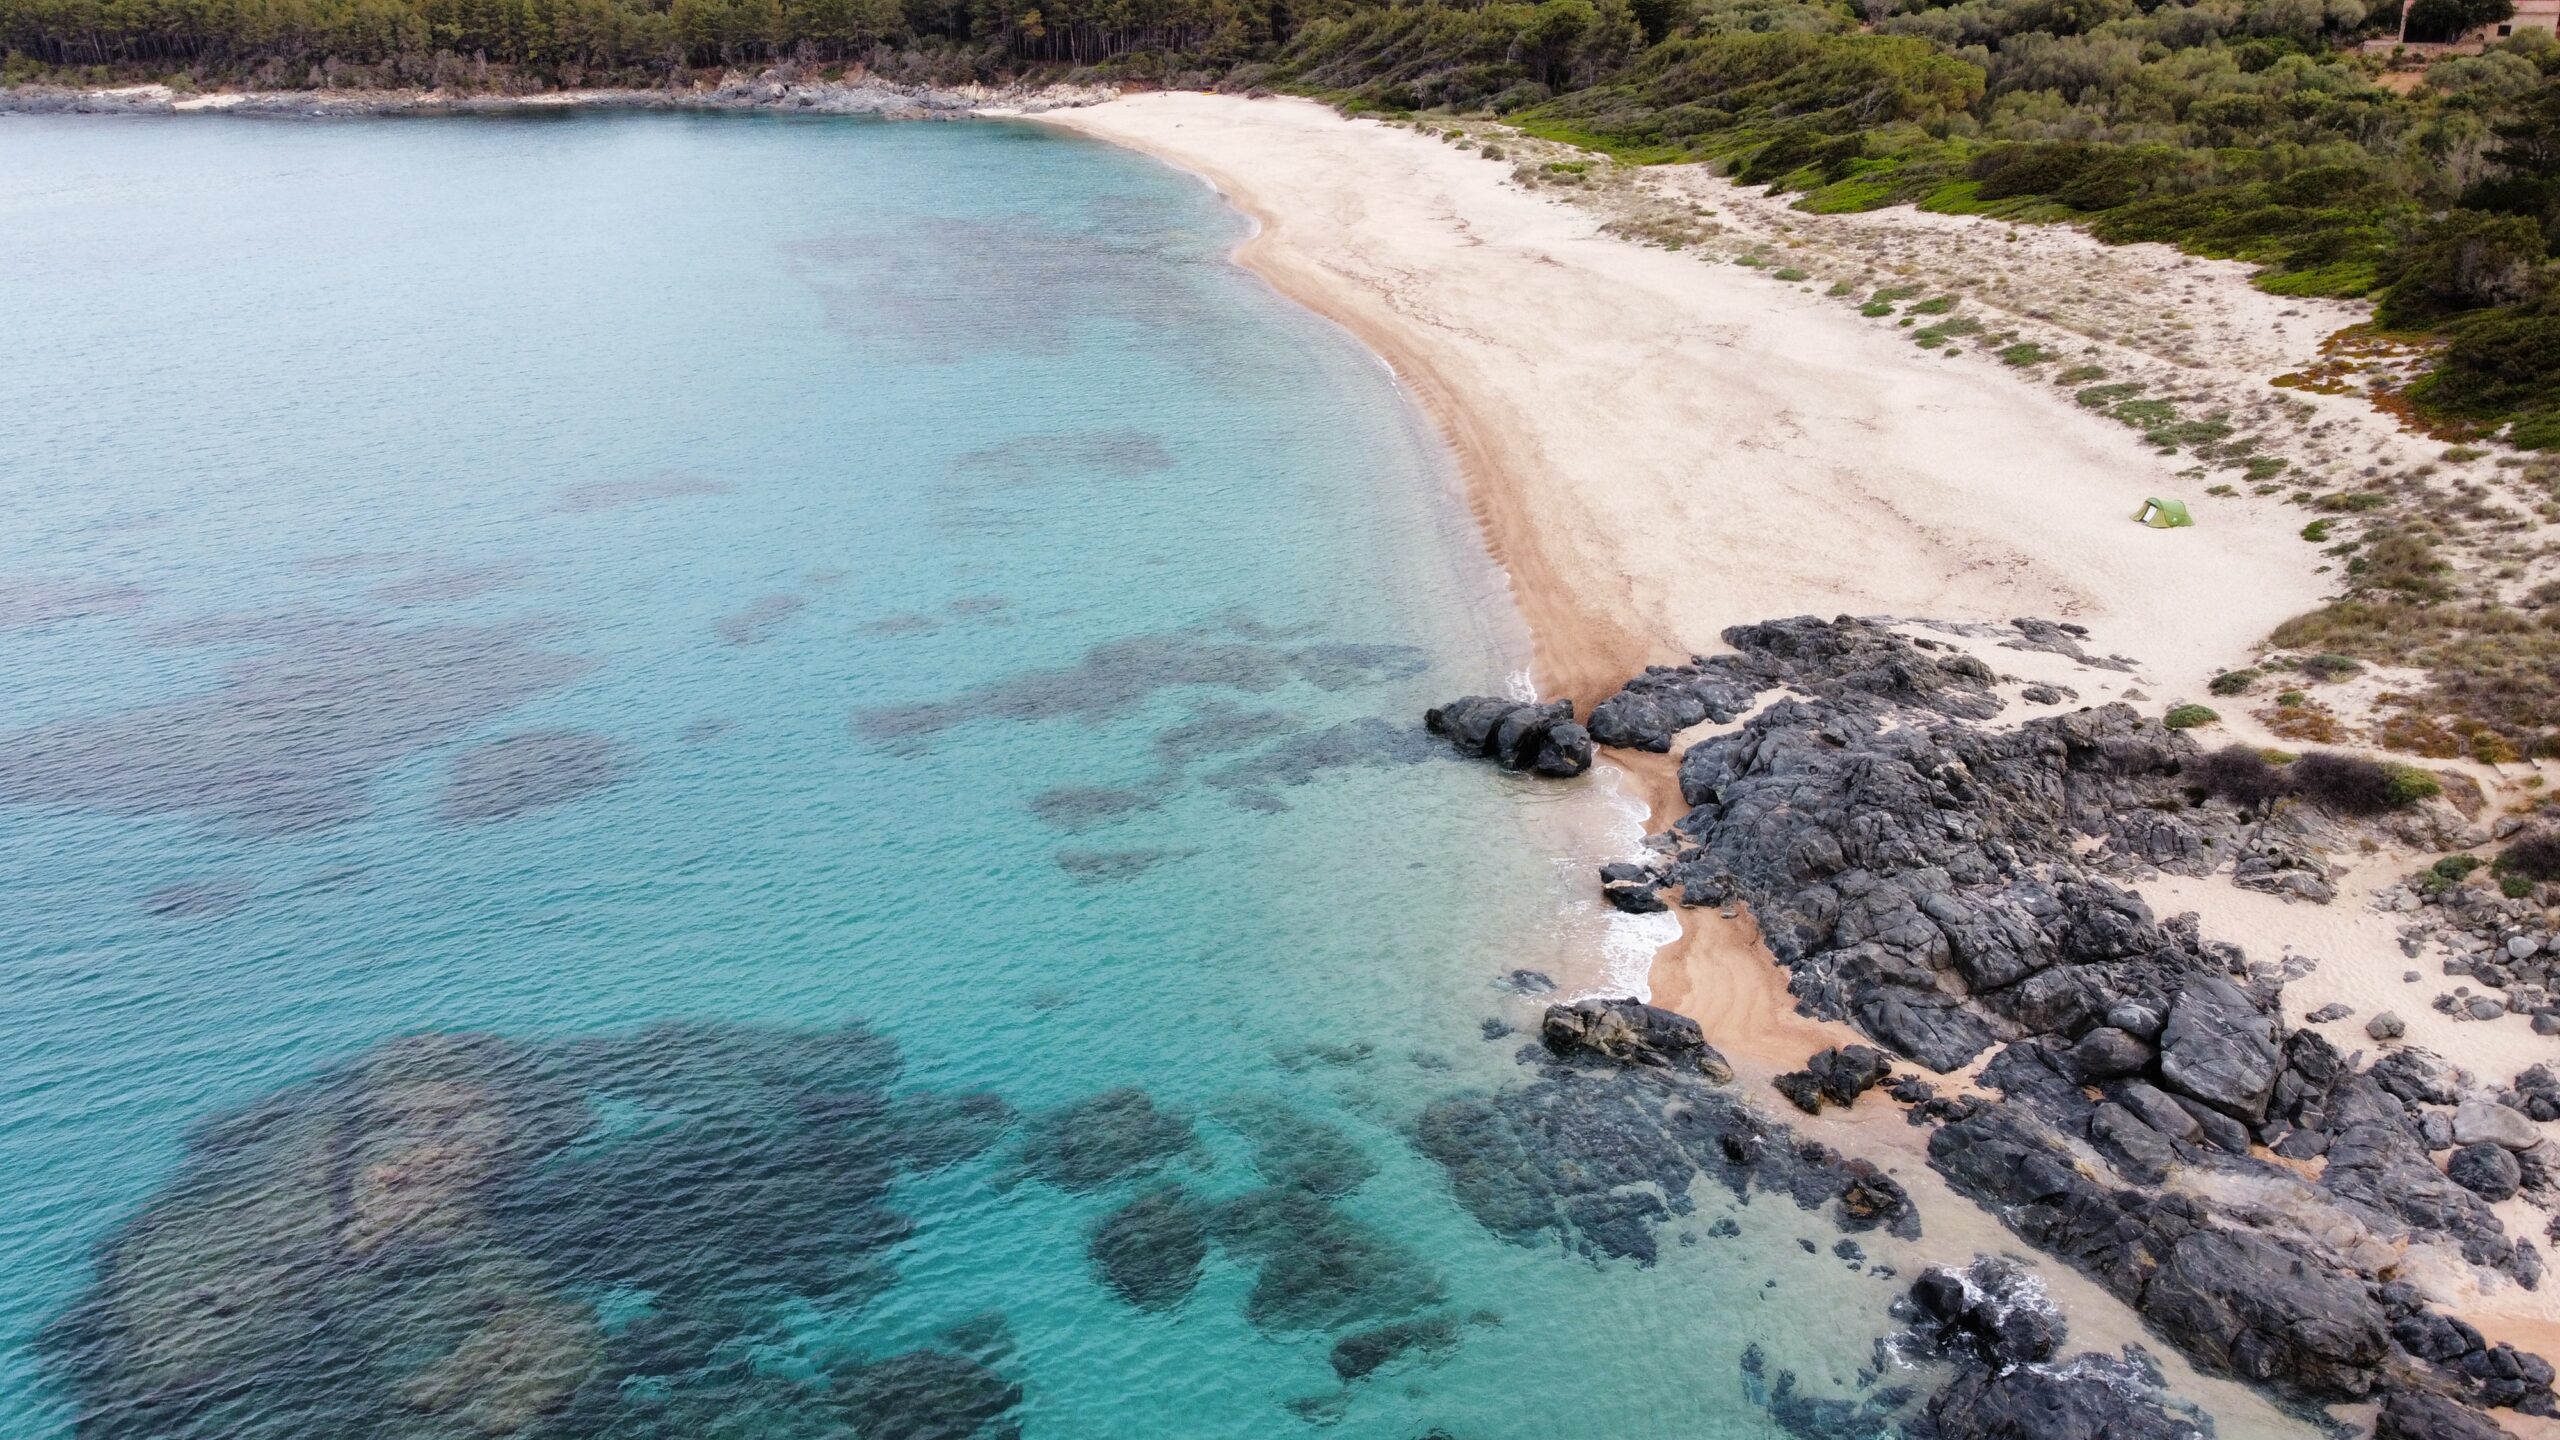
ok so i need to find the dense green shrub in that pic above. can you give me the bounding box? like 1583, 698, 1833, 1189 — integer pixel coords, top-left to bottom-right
2164, 703, 2218, 729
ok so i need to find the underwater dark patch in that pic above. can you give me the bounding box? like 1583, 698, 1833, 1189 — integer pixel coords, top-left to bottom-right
42, 1020, 1012, 1440
1004, 1087, 1197, 1193
1088, 1185, 1207, 1311
949, 430, 1175, 487
1211, 1187, 1448, 1335
851, 624, 1426, 748
712, 594, 808, 647
138, 877, 254, 922
0, 574, 146, 630
1201, 717, 1444, 809
437, 731, 631, 825
1025, 785, 1158, 832
1053, 848, 1178, 884
370, 563, 527, 607
551, 474, 731, 514
786, 217, 1206, 360
0, 616, 595, 834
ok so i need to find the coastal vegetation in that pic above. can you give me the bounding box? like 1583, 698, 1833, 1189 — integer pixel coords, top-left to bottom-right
5, 0, 2555, 449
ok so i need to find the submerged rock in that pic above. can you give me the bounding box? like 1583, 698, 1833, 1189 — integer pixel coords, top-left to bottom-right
44, 1019, 991, 1439
837, 1348, 1022, 1440
1089, 1186, 1207, 1312
1008, 1087, 1196, 1192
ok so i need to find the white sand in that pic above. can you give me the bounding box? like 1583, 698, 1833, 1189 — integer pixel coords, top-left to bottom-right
1031, 93, 2326, 713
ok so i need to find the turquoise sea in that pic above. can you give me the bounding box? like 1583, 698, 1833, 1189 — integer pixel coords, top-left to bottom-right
0, 111, 2122, 1439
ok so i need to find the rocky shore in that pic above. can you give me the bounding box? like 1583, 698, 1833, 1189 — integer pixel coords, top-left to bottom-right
0, 73, 1116, 119
1446, 614, 2560, 1437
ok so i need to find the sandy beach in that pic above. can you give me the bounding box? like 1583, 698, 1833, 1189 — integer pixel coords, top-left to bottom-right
1032, 92, 2327, 713
1036, 90, 2560, 1433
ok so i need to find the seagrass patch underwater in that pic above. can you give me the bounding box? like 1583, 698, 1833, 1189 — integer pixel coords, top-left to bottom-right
0, 111, 1961, 1438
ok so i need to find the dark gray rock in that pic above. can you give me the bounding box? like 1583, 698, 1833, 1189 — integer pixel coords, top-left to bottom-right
2142, 1229, 2390, 1398
1423, 696, 1590, 777
2068, 1026, 2152, 1081
2452, 1143, 2525, 1202
2090, 1102, 2178, 1184
2157, 977, 2283, 1124
1540, 997, 1731, 1081
2369, 1011, 2407, 1041
1598, 862, 1667, 914
2376, 1388, 2517, 1440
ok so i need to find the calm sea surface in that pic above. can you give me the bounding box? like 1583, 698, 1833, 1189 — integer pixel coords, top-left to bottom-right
0, 111, 2094, 1438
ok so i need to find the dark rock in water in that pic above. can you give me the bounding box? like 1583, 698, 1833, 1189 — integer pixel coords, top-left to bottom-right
1568, 1187, 1672, 1264
1536, 721, 1594, 777
2452, 1142, 2525, 1203
1500, 969, 1556, 996
1903, 1259, 2209, 1440
1836, 1160, 1911, 1234
1480, 1017, 1512, 1041
2157, 977, 2283, 1124
1328, 1312, 1462, 1381
1919, 1355, 2207, 1440
2376, 1388, 2517, 1440
1090, 1185, 1207, 1311
1413, 1058, 1920, 1268
1423, 696, 1591, 776
1541, 997, 1732, 1081
1212, 1187, 1446, 1334
837, 1348, 1022, 1440
1599, 861, 1668, 914
1009, 1088, 1195, 1192
1907, 1259, 2065, 1370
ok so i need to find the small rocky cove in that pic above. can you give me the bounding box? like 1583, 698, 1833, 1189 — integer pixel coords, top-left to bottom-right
1436, 614, 2560, 1438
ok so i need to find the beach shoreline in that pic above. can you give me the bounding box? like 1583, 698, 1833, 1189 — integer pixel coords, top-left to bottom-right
1032, 92, 2560, 1436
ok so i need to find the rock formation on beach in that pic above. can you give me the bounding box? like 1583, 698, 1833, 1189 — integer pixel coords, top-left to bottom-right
1549, 614, 2559, 1434
1423, 694, 1593, 777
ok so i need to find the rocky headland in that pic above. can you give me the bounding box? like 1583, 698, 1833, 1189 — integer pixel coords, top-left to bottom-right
1443, 614, 2560, 1437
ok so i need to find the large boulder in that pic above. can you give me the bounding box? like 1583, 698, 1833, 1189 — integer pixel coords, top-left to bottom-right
2140, 1229, 2390, 1399
2456, 1097, 2544, 1151
2157, 978, 2282, 1124
1423, 696, 1590, 777
1539, 998, 1731, 1081
2450, 1142, 2524, 1202
2375, 1389, 2516, 1440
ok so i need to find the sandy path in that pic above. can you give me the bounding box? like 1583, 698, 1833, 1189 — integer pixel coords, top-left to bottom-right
1031, 92, 2324, 715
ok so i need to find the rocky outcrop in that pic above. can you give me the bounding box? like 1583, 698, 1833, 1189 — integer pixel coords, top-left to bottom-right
1900, 1258, 2209, 1440
1558, 615, 2555, 1434
1773, 1044, 1893, 1114
1540, 997, 1731, 1081
1422, 695, 1592, 777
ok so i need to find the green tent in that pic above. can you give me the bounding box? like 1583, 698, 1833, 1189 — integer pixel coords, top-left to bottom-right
2133, 497, 2193, 529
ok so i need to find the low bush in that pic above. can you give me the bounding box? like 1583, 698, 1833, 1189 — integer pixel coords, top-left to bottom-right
2188, 744, 2287, 809
2208, 669, 2258, 696
2497, 827, 2560, 882
2164, 703, 2218, 729
2288, 751, 2397, 813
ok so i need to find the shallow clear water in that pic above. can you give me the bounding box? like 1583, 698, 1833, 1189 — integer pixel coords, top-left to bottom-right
2, 112, 1959, 1438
